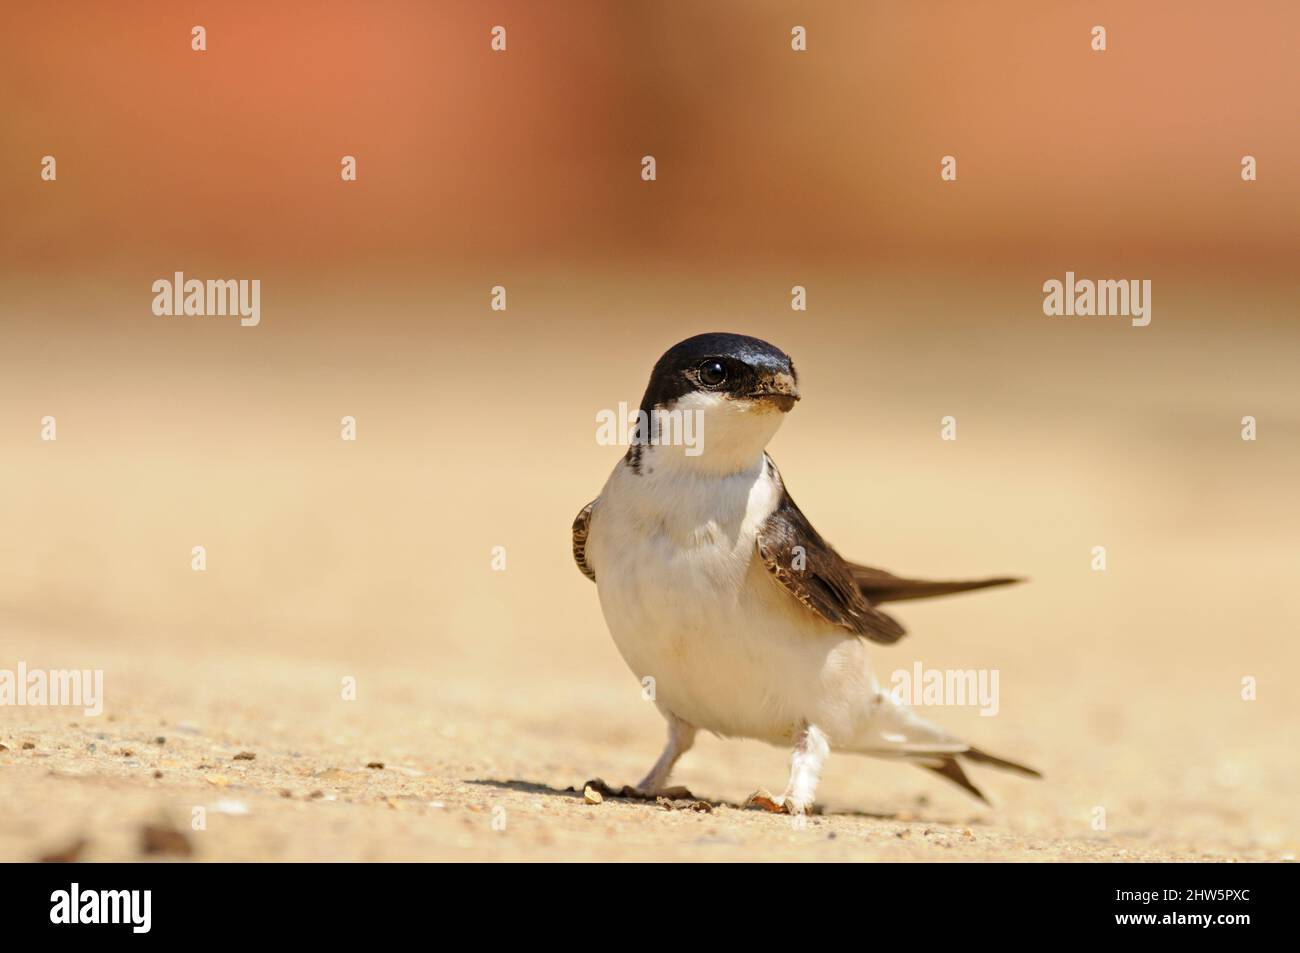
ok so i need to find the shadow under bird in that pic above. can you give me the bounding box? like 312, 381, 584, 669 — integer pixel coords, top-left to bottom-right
573, 332, 1040, 813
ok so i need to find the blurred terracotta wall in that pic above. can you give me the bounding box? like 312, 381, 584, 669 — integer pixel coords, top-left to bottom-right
3, 0, 1297, 283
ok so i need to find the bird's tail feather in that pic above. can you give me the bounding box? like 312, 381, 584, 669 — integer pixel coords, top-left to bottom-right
853, 692, 1041, 803
962, 745, 1042, 779
920, 756, 990, 804
917, 748, 1043, 804
850, 566, 1024, 604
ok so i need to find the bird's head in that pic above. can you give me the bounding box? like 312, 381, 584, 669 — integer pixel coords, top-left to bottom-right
633, 332, 799, 474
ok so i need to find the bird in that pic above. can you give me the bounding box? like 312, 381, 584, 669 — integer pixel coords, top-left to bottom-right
572, 332, 1040, 814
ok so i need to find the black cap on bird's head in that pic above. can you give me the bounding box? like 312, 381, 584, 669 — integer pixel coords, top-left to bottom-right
638, 332, 800, 416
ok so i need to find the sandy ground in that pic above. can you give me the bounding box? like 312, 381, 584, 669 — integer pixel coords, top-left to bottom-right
2, 274, 1298, 861
2, 637, 1296, 862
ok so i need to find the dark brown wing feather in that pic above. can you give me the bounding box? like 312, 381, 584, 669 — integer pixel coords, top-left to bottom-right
572, 500, 596, 582
755, 466, 906, 645
849, 565, 1023, 605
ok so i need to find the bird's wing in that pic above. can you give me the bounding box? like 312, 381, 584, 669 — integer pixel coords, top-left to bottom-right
755, 469, 906, 645
848, 564, 1022, 605
572, 499, 597, 582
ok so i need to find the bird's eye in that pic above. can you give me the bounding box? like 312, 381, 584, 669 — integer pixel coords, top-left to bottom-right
698, 360, 727, 386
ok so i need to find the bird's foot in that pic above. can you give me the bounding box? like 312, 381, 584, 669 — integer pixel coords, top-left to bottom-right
746, 789, 788, 813
746, 788, 813, 816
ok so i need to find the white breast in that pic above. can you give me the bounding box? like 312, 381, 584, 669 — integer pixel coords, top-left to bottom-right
585, 450, 878, 745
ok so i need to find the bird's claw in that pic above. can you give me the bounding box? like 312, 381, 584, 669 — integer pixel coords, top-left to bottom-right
747, 788, 816, 816
746, 789, 791, 814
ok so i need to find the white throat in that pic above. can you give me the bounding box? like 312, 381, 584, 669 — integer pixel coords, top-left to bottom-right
638, 391, 787, 477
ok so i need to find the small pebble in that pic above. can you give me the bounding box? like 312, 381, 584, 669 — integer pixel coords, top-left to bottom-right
583, 784, 604, 805
140, 822, 193, 857
38, 838, 88, 863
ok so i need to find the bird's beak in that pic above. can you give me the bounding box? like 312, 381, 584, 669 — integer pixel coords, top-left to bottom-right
747, 371, 800, 412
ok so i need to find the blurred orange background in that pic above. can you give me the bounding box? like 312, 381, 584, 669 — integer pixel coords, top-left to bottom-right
4, 0, 1298, 279
4, 0, 1298, 653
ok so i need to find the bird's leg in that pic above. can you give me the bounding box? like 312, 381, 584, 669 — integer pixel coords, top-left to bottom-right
782, 723, 829, 814
753, 723, 829, 815
635, 712, 697, 795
